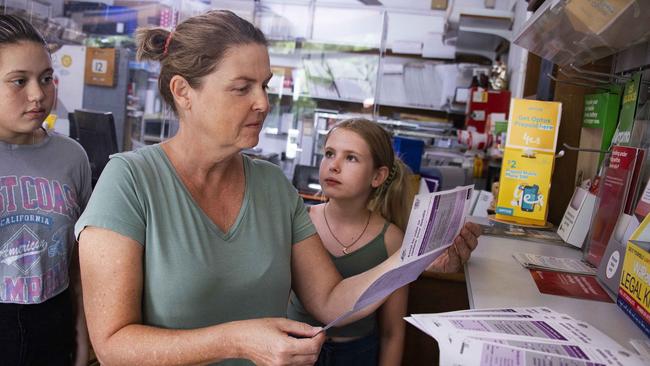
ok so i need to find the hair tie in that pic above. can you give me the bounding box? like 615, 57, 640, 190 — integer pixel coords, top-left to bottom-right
384, 163, 398, 187
373, 163, 397, 198
163, 31, 173, 56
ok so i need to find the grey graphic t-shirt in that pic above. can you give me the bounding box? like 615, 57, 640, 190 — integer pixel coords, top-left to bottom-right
0, 131, 91, 304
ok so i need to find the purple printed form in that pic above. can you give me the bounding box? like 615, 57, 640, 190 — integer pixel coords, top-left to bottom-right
401, 185, 474, 262
319, 249, 443, 333
317, 186, 474, 334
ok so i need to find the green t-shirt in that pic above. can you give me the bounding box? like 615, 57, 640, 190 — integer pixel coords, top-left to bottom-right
75, 145, 316, 365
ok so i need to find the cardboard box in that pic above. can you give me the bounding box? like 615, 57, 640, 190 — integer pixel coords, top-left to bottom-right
585, 146, 645, 267
565, 0, 634, 35
496, 148, 554, 225
582, 91, 621, 165
598, 214, 640, 297
430, 0, 448, 10
495, 99, 562, 226
617, 215, 650, 337
612, 73, 642, 145
503, 99, 562, 153
557, 187, 596, 248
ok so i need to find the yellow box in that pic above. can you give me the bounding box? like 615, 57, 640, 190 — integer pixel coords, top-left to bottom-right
617, 215, 650, 336
495, 148, 554, 226
496, 99, 561, 226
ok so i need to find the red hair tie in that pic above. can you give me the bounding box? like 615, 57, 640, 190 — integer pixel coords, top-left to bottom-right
163, 32, 173, 56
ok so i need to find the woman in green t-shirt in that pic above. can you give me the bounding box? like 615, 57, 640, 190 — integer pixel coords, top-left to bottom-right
76, 10, 480, 366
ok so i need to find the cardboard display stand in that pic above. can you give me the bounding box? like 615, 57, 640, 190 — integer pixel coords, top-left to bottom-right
495, 99, 562, 227
557, 187, 597, 248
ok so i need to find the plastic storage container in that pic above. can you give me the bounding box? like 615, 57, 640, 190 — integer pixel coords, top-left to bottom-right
392, 136, 424, 174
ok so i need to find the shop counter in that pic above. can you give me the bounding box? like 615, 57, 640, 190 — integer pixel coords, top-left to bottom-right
465, 235, 648, 346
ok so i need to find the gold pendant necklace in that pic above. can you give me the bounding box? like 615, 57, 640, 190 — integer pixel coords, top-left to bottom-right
323, 202, 371, 254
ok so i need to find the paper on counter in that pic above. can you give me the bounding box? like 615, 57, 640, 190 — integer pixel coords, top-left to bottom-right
629, 338, 650, 360
430, 311, 572, 320
513, 253, 597, 275
467, 337, 648, 366
317, 186, 474, 334
409, 314, 621, 349
447, 337, 646, 366
530, 270, 613, 303
443, 306, 556, 316
407, 308, 646, 366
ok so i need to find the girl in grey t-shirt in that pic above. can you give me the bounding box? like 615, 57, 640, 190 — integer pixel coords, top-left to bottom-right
0, 15, 92, 366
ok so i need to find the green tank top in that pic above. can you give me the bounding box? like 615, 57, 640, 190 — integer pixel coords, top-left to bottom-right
287, 221, 390, 337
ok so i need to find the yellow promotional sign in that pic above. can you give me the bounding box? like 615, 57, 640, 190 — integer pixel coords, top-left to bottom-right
506, 99, 562, 153
496, 148, 554, 225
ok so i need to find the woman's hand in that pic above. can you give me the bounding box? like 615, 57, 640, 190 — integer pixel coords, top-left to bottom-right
235, 318, 325, 366
427, 222, 481, 273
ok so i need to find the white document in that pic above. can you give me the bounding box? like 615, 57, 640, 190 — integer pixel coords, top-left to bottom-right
409, 314, 621, 349
512, 253, 597, 275
470, 337, 648, 366
629, 338, 650, 360
471, 190, 493, 217
446, 337, 646, 366
407, 308, 646, 365
318, 186, 474, 334
431, 311, 571, 320
443, 306, 557, 316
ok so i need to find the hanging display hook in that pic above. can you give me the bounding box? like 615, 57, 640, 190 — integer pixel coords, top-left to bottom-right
569, 63, 632, 82
562, 143, 610, 154
557, 68, 619, 85
546, 73, 610, 91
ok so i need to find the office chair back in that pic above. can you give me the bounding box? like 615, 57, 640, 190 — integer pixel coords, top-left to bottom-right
73, 109, 118, 187
292, 164, 321, 195
68, 112, 79, 140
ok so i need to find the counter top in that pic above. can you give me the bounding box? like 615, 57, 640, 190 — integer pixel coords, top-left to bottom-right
465, 235, 648, 347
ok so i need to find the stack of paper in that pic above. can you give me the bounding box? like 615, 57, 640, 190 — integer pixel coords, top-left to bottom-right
378, 73, 408, 106
302, 60, 338, 100
399, 63, 459, 109
327, 57, 376, 102
404, 63, 429, 107
407, 307, 648, 365
512, 253, 598, 275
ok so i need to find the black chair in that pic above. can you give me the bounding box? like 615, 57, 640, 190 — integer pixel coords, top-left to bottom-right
68, 112, 79, 140
73, 109, 118, 187
292, 164, 321, 195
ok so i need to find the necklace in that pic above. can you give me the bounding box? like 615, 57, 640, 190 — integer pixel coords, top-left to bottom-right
323, 203, 371, 254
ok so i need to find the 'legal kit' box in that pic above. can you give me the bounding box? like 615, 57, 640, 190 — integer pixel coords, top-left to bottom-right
617, 215, 650, 337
